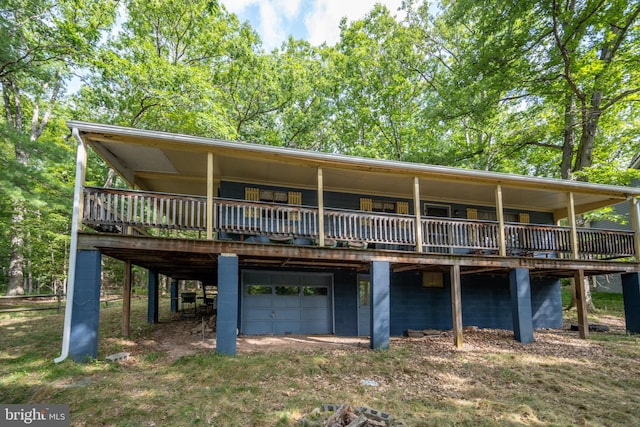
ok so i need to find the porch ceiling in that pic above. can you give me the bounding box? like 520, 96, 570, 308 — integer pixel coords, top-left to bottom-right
70, 121, 640, 218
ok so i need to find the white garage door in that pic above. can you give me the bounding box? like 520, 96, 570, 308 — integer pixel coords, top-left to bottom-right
242, 271, 333, 335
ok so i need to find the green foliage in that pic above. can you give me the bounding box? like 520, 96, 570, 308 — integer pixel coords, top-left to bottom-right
0, 121, 75, 293
1, 0, 639, 291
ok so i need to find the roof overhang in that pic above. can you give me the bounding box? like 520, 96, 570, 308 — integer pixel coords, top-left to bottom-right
68, 121, 640, 218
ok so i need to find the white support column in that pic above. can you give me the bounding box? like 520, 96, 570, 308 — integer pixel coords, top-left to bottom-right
413, 177, 423, 253
55, 128, 88, 363
630, 198, 640, 261
317, 168, 325, 247
495, 185, 506, 256
206, 152, 214, 240
567, 192, 579, 259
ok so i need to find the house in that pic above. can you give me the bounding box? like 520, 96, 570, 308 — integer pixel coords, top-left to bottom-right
591, 155, 640, 293
56, 121, 640, 362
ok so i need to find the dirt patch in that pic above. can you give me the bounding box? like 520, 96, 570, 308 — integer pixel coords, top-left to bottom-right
146, 316, 369, 359
144, 314, 628, 361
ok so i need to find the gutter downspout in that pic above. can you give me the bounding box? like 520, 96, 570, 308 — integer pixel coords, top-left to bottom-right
55, 128, 87, 363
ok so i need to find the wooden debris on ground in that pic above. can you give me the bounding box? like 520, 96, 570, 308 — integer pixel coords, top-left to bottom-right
406, 328, 449, 338
190, 315, 216, 335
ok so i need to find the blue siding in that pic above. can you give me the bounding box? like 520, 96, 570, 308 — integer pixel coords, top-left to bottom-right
233, 266, 562, 337
333, 269, 358, 336
389, 272, 562, 335
531, 278, 563, 329
461, 276, 513, 329
390, 272, 452, 334
218, 181, 554, 225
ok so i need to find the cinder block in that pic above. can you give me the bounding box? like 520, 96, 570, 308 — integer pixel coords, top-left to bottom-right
105, 352, 130, 362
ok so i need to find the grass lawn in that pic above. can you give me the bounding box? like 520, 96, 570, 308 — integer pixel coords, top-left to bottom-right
1, 292, 639, 426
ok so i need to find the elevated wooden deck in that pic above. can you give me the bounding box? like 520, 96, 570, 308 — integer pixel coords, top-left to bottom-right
79, 187, 639, 280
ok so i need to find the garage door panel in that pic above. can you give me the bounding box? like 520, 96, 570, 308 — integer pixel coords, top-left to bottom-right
273, 295, 299, 308
244, 307, 273, 321
303, 307, 329, 321
302, 320, 330, 334
274, 321, 301, 334
274, 308, 300, 321
303, 295, 328, 309
245, 295, 272, 308
244, 322, 273, 335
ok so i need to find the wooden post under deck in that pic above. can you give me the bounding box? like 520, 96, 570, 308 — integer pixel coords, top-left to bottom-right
122, 259, 132, 337
450, 264, 463, 348
573, 269, 589, 339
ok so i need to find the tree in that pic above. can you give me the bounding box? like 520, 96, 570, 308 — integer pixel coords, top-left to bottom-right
331, 4, 433, 161
0, 0, 117, 294
76, 0, 256, 138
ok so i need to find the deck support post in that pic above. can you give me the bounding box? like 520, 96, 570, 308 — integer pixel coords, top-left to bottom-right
509, 268, 534, 343
147, 269, 159, 324
69, 250, 102, 362
621, 272, 640, 334
170, 279, 179, 313
450, 264, 463, 348
216, 254, 238, 355
567, 192, 579, 259
317, 168, 325, 247
370, 261, 390, 350
206, 152, 214, 240
122, 260, 132, 336
573, 269, 589, 339
413, 177, 423, 253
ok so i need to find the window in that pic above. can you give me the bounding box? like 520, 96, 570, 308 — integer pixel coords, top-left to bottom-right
246, 285, 272, 295
468, 208, 520, 222
358, 279, 370, 306
422, 272, 444, 288
361, 197, 407, 213
245, 187, 301, 205
303, 287, 328, 296
424, 204, 450, 217
275, 286, 300, 296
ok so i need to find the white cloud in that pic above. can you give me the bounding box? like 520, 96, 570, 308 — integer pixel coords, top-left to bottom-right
223, 0, 301, 50
276, 0, 302, 19
221, 0, 403, 49
305, 0, 403, 46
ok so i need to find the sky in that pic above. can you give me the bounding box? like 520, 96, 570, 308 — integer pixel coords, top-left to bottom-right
220, 0, 404, 50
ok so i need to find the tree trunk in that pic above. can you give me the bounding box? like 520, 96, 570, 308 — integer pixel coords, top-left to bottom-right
560, 92, 575, 180
7, 205, 25, 295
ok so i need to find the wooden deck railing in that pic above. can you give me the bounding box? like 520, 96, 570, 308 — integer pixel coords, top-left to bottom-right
82, 187, 636, 261
215, 198, 318, 237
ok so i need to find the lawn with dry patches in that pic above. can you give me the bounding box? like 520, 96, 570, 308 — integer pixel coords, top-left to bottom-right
1, 296, 639, 426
